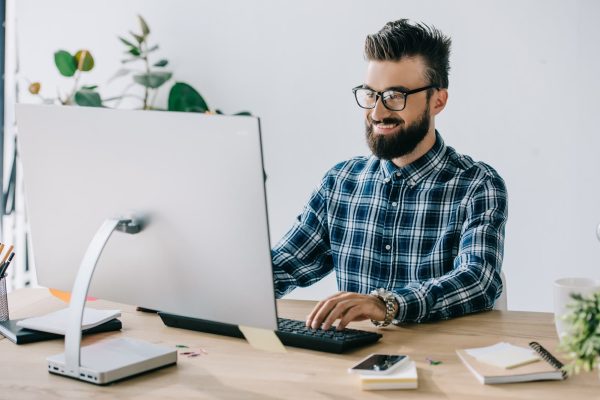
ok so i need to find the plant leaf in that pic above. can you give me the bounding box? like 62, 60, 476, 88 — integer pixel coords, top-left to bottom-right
108, 68, 132, 83
234, 111, 252, 116
128, 47, 142, 57
81, 85, 98, 90
146, 44, 159, 53
153, 59, 168, 67
29, 82, 41, 94
133, 71, 173, 89
138, 15, 150, 37
183, 105, 209, 112
54, 50, 77, 77
130, 31, 144, 44
74, 89, 103, 107
168, 82, 209, 113
118, 36, 137, 48
74, 50, 95, 72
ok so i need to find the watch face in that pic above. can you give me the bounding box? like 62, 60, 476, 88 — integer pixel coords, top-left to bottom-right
371, 288, 394, 301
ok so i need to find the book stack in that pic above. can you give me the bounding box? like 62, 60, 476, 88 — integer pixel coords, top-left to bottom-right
358, 358, 418, 390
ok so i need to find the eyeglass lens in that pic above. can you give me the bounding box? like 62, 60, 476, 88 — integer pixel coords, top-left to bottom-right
355, 89, 406, 111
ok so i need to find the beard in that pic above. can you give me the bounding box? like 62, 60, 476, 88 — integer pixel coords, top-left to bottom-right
365, 105, 431, 160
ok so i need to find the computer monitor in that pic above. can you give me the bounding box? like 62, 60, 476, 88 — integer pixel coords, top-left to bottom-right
16, 104, 278, 331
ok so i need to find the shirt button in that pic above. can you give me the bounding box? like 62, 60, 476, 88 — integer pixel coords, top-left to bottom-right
385, 244, 391, 251
395, 172, 401, 178
391, 202, 398, 207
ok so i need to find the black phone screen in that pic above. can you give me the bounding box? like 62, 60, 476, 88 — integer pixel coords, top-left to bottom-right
351, 354, 406, 371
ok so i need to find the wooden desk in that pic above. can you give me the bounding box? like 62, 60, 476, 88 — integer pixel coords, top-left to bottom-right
1, 288, 599, 399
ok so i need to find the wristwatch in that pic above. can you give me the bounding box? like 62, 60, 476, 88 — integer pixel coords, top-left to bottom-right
369, 288, 397, 327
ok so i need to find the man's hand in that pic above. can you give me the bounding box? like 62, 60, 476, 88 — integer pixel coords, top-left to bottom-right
305, 291, 390, 331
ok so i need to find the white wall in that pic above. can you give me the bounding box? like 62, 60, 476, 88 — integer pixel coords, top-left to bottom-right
14, 0, 600, 311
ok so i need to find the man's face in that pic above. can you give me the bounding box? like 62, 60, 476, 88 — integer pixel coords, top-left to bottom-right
363, 57, 433, 160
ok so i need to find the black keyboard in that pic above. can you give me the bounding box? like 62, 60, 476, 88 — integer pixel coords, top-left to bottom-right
158, 313, 382, 354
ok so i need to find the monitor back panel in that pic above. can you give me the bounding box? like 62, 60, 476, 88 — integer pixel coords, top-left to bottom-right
16, 104, 277, 331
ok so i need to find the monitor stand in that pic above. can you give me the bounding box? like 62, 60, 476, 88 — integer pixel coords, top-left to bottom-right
46, 218, 177, 385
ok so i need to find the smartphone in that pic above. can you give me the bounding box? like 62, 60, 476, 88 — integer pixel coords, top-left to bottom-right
348, 354, 409, 375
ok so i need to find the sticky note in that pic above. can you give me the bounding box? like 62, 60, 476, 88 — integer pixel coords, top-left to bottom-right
238, 325, 286, 353
49, 288, 97, 303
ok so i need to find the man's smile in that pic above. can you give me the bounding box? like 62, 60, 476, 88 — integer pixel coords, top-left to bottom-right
372, 121, 401, 135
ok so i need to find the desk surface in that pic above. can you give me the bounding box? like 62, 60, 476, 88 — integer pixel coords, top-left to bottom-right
1, 288, 599, 400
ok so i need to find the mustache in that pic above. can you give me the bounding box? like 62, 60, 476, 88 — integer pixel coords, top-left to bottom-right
368, 117, 404, 126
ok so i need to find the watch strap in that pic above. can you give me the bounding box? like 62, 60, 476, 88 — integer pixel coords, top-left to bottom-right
369, 288, 396, 327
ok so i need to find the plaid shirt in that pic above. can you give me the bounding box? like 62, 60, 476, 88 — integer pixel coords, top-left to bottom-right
272, 131, 508, 323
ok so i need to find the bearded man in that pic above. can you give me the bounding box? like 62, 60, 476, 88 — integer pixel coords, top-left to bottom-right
271, 19, 508, 330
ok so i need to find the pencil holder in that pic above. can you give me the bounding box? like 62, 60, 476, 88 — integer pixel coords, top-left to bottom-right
0, 273, 8, 321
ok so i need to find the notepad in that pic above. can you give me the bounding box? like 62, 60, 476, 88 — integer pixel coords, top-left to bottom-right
16, 307, 121, 335
457, 342, 566, 384
465, 342, 540, 369
358, 360, 418, 390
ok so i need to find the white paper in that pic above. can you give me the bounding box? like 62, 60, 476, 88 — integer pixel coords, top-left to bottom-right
465, 342, 540, 369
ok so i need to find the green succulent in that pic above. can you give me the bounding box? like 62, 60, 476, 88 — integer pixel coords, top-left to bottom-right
560, 292, 600, 375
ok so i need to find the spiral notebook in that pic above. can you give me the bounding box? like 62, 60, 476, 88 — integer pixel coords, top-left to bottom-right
456, 341, 566, 384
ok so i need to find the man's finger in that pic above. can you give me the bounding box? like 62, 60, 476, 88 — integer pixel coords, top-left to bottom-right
306, 292, 343, 327
310, 296, 345, 329
321, 299, 356, 330
337, 304, 370, 330
307, 292, 355, 329
305, 299, 326, 328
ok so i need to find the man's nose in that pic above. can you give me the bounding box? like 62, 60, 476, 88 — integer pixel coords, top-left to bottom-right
370, 95, 392, 122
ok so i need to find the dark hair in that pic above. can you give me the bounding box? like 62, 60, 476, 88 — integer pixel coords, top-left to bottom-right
365, 19, 451, 89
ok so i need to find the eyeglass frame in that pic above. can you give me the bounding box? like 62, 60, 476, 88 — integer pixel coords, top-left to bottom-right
352, 84, 439, 112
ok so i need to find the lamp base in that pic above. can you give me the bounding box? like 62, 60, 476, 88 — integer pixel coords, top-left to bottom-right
47, 337, 177, 385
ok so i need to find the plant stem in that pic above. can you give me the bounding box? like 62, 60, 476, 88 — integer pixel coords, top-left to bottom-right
106, 82, 140, 109
66, 50, 88, 104
142, 40, 151, 110
149, 88, 159, 109
66, 70, 81, 105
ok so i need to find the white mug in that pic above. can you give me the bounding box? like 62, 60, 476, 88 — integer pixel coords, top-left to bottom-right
553, 277, 600, 340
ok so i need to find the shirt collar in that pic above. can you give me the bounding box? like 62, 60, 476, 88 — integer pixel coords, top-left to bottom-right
379, 130, 447, 186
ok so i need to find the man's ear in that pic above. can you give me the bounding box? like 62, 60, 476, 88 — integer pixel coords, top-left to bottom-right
431, 89, 448, 116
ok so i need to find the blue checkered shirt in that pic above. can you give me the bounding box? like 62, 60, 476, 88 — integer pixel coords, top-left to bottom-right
271, 131, 508, 323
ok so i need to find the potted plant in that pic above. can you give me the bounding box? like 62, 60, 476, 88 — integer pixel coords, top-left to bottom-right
28, 15, 250, 115
561, 291, 600, 378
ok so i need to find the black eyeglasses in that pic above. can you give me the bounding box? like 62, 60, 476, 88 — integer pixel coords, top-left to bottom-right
352, 84, 438, 111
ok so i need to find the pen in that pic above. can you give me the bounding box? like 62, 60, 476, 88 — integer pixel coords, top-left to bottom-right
1, 245, 14, 264
0, 252, 15, 277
